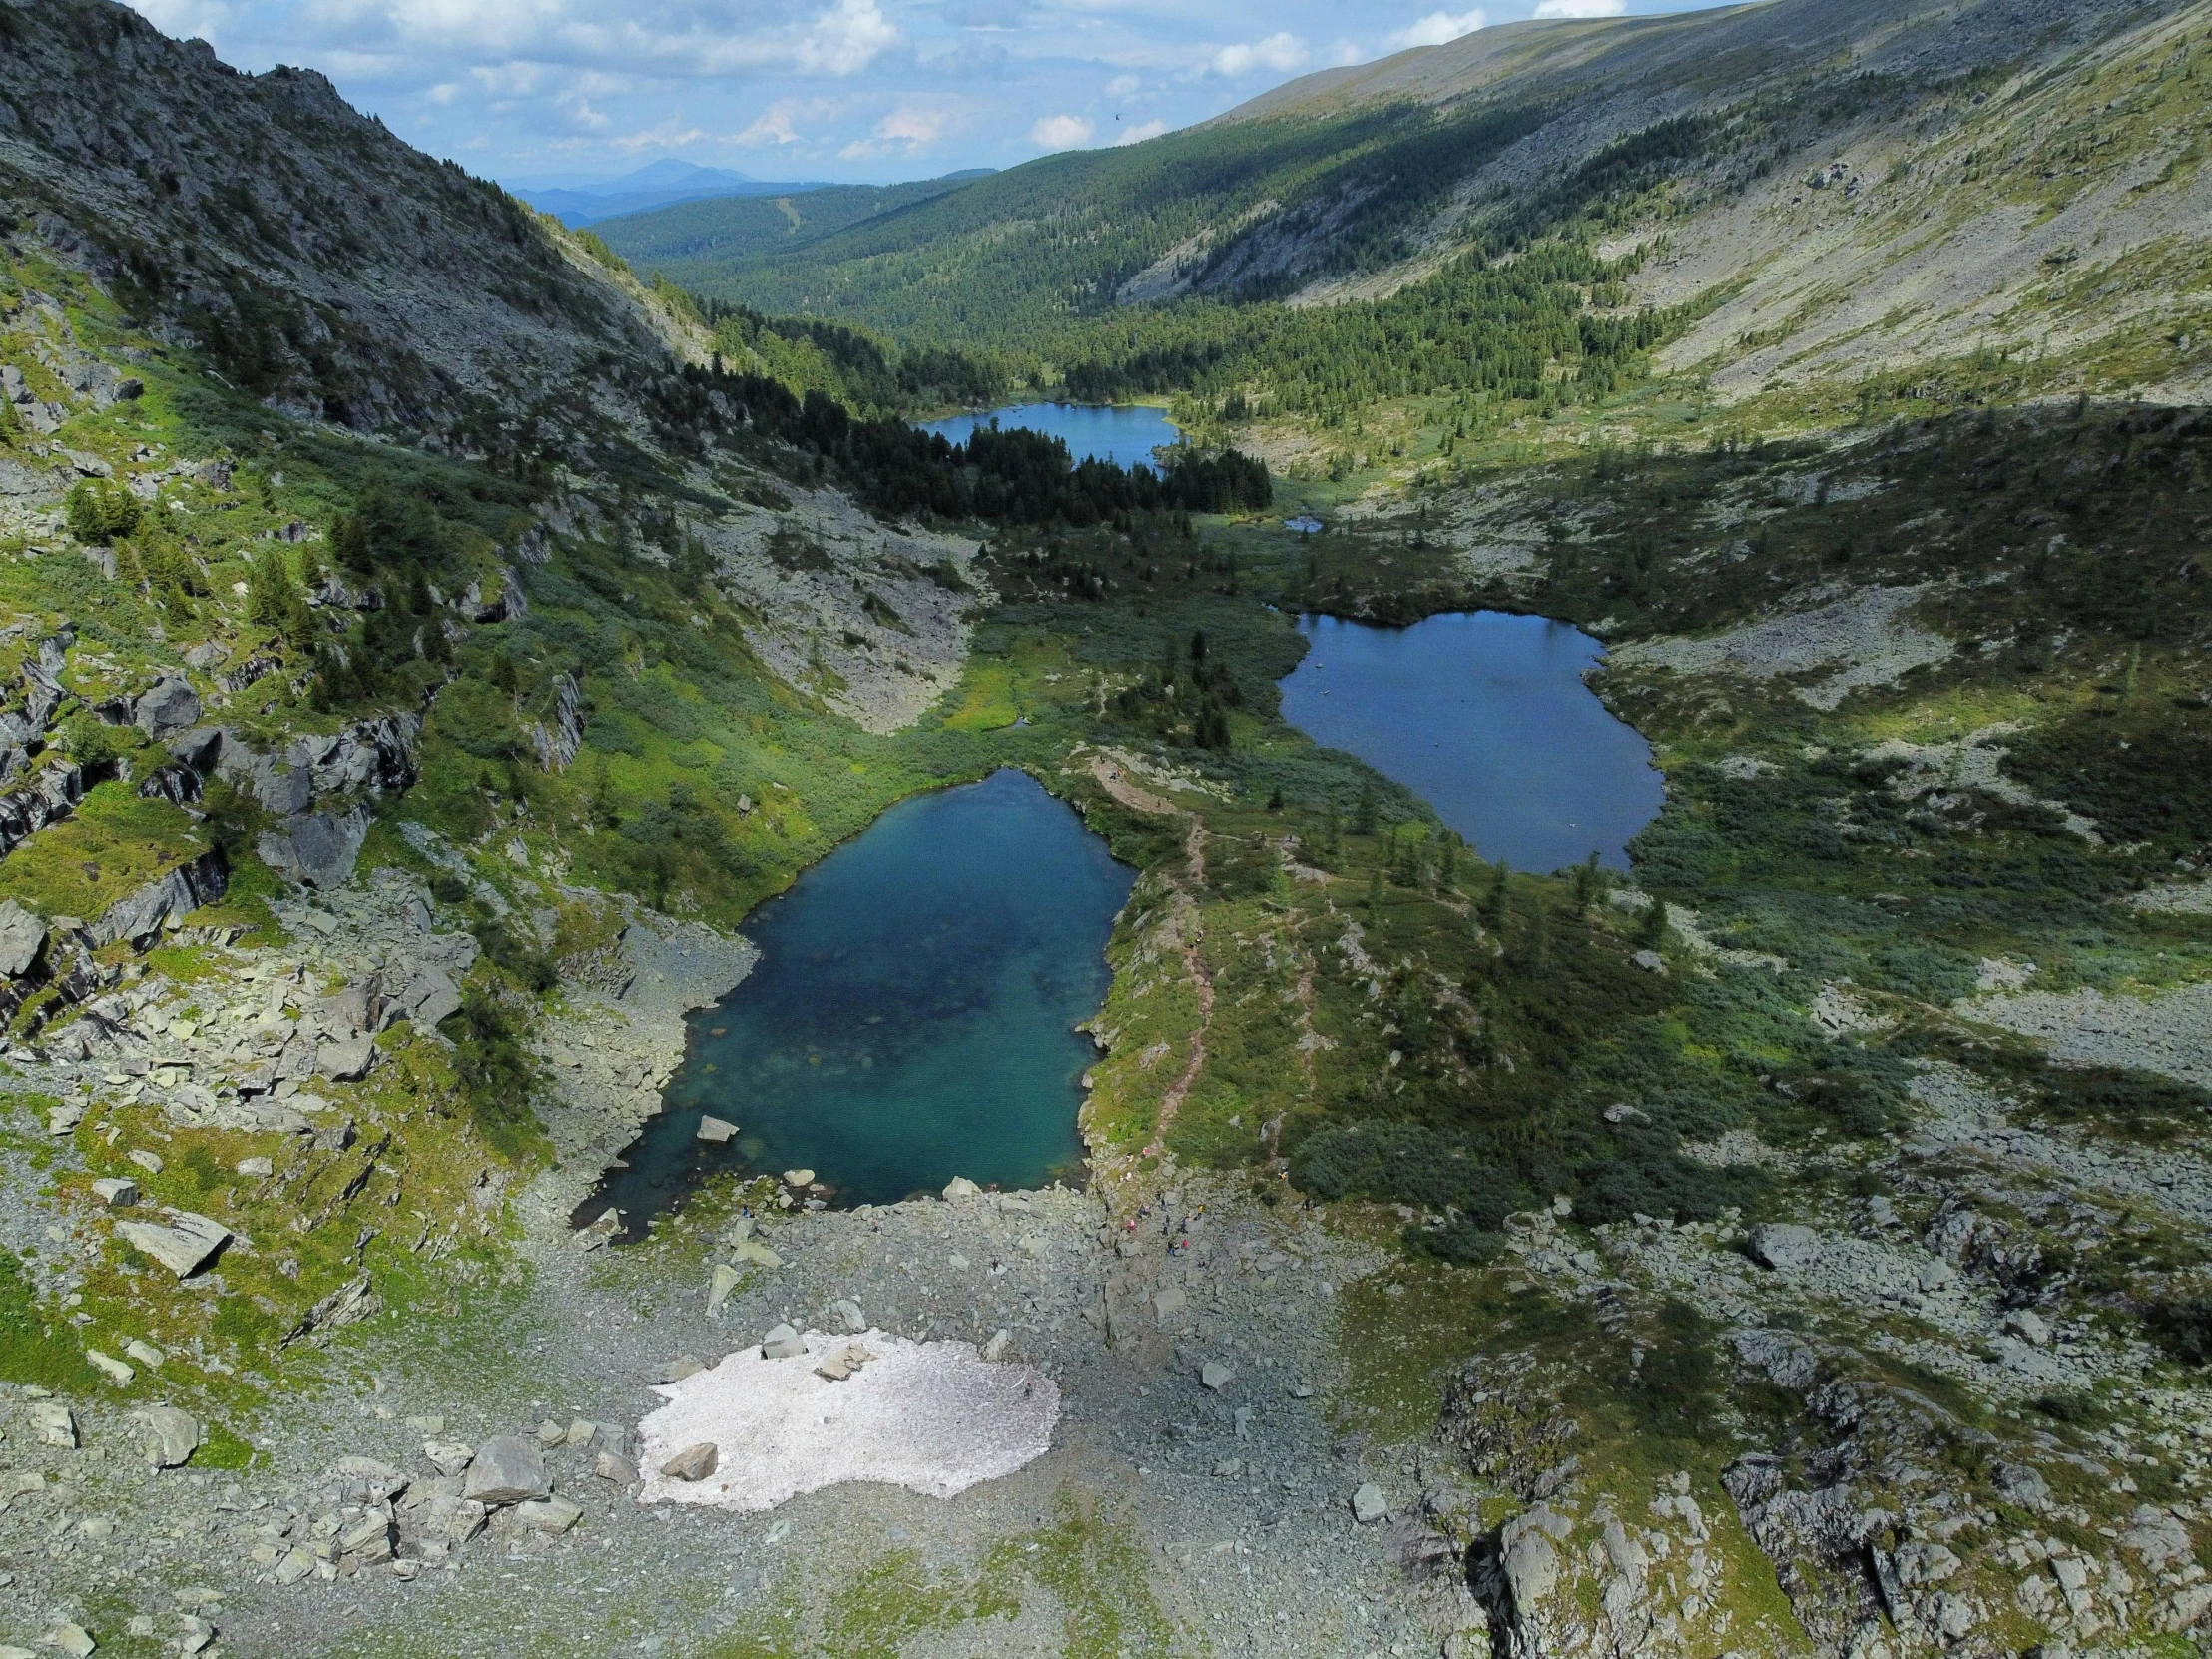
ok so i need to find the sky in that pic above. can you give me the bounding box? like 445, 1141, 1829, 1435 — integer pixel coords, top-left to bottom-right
123, 0, 1723, 190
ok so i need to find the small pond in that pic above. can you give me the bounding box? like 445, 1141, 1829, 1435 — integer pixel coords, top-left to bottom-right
583, 769, 1133, 1229
1278, 610, 1665, 873
917, 403, 1179, 472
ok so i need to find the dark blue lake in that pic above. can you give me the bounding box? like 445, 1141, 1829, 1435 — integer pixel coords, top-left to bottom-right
918, 403, 1180, 471
586, 769, 1132, 1226
1279, 611, 1664, 874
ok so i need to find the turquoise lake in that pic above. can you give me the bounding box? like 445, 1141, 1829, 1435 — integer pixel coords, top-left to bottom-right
918, 403, 1180, 471
584, 769, 1133, 1227
1278, 610, 1665, 874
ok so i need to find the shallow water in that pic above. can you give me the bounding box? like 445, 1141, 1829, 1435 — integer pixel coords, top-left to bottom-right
1278, 610, 1665, 873
585, 769, 1133, 1227
917, 403, 1180, 472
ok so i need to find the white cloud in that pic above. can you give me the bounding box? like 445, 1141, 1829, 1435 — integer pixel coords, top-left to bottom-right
875, 103, 945, 145
1532, 0, 1625, 16
739, 101, 804, 145
1210, 32, 1307, 77
1113, 118, 1167, 145
614, 116, 711, 152
1388, 9, 1485, 49
1106, 73, 1140, 98
789, 0, 901, 75
1030, 113, 1094, 149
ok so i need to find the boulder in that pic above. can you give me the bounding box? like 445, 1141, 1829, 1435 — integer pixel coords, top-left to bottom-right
734, 1240, 782, 1269
0, 899, 44, 977
1152, 1286, 1187, 1324
135, 675, 202, 739
274, 1547, 317, 1585
942, 1176, 980, 1199
2003, 1309, 2051, 1346
761, 1322, 805, 1360
315, 1032, 376, 1082
339, 1511, 394, 1563
47, 1625, 95, 1659
1993, 1463, 2050, 1507
2123, 1504, 2194, 1567
661, 1441, 718, 1482
1747, 1222, 1822, 1271
1201, 1361, 1234, 1391
461, 1435, 549, 1506
981, 1329, 1011, 1362
115, 1210, 231, 1278
707, 1264, 742, 1317
594, 1451, 639, 1486
30, 1401, 77, 1448
91, 1176, 139, 1207
1352, 1482, 1388, 1524
423, 1440, 475, 1478
783, 1168, 816, 1187
397, 963, 461, 1029
696, 1115, 738, 1144
517, 1496, 582, 1534
1502, 1527, 1560, 1609
88, 1348, 135, 1384
831, 1298, 865, 1333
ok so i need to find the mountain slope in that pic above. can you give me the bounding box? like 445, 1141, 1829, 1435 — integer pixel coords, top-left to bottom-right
658, 0, 2210, 415
0, 0, 675, 429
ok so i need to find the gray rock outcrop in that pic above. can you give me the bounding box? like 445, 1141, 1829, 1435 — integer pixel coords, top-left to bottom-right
259, 805, 372, 889
134, 675, 202, 738
91, 848, 229, 947
0, 899, 45, 977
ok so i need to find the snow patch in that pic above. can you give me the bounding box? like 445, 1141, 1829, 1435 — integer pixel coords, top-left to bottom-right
634, 1329, 1059, 1512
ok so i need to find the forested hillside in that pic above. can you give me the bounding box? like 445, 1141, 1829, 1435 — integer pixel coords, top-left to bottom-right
606, 0, 2210, 435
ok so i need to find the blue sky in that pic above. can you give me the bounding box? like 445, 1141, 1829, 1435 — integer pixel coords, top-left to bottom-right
126, 0, 1725, 188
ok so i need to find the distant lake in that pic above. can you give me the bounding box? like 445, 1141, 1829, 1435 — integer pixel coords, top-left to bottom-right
918, 403, 1180, 472
581, 770, 1133, 1228
1279, 611, 1665, 873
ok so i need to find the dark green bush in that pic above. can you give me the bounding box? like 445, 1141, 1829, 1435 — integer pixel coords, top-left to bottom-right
2145, 1296, 2212, 1368
444, 984, 542, 1152
64, 479, 142, 543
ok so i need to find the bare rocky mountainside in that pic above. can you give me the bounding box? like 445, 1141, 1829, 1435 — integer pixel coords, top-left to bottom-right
2, 2, 2212, 1658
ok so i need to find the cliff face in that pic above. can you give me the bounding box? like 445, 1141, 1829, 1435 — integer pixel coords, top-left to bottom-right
0, 0, 660, 432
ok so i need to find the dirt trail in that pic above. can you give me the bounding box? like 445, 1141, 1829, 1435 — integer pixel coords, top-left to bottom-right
1085, 755, 1216, 1151
1154, 816, 1214, 1145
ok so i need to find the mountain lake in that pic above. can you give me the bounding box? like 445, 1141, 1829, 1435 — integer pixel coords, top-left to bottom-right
583, 768, 1134, 1228
1278, 609, 1665, 873
918, 402, 1180, 471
